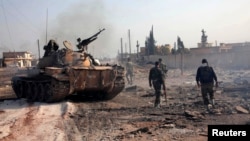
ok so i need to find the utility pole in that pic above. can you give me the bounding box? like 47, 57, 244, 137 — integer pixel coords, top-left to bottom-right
37, 39, 41, 59
174, 42, 176, 68
128, 29, 131, 56
136, 40, 139, 58
145, 41, 149, 60
120, 38, 123, 63
177, 36, 184, 76
125, 43, 127, 58
181, 49, 183, 76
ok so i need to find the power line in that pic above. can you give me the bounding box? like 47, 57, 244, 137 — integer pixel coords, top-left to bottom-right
4, 0, 40, 37
1, 0, 13, 50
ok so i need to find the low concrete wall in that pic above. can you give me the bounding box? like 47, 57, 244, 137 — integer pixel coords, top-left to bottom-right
143, 50, 250, 70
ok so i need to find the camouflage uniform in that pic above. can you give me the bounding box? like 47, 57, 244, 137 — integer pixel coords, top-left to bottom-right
196, 59, 218, 110
126, 58, 134, 85
149, 62, 166, 108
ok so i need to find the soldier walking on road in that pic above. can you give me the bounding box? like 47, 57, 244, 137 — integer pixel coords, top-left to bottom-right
196, 58, 218, 111
149, 61, 166, 108
125, 58, 134, 85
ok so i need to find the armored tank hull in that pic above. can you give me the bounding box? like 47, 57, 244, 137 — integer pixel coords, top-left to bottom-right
11, 65, 125, 102
11, 33, 125, 102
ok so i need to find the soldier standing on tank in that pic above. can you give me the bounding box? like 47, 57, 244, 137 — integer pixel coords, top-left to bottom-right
43, 39, 59, 57
196, 58, 218, 111
158, 58, 168, 79
125, 58, 134, 85
149, 61, 166, 108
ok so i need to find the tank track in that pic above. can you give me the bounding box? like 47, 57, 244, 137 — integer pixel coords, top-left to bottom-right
103, 65, 125, 100
11, 76, 70, 103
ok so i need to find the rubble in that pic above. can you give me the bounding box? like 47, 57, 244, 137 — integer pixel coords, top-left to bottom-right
235, 106, 249, 114
184, 110, 205, 121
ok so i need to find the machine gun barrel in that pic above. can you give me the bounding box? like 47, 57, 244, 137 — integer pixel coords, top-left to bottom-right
90, 28, 105, 39
79, 28, 105, 47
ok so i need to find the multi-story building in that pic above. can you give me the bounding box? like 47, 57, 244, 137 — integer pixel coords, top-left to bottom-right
2, 51, 33, 67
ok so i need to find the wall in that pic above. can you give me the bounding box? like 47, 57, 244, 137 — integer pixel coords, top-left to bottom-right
143, 50, 250, 70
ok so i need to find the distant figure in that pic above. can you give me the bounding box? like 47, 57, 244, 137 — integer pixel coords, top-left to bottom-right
158, 58, 168, 78
76, 38, 88, 52
43, 39, 59, 57
196, 58, 218, 111
125, 58, 134, 85
76, 28, 105, 52
149, 61, 166, 108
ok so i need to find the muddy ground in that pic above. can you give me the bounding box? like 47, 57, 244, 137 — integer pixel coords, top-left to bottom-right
0, 66, 250, 141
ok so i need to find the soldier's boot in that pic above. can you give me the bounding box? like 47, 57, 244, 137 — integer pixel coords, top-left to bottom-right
206, 104, 211, 112
130, 77, 133, 85
154, 103, 157, 108
211, 99, 215, 108
154, 104, 161, 108
127, 80, 131, 85
156, 101, 161, 108
126, 77, 130, 85
154, 101, 161, 108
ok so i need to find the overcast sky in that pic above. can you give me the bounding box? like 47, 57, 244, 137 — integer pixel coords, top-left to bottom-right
0, 0, 249, 58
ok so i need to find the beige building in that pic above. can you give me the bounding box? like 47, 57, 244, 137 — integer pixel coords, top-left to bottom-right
190, 46, 219, 54
2, 51, 33, 67
197, 42, 213, 48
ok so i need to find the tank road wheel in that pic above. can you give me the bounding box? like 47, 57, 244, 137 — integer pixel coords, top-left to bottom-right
16, 80, 26, 98
26, 82, 34, 102
94, 91, 105, 100
37, 83, 45, 102
43, 83, 52, 102
45, 79, 70, 102
27, 82, 38, 102
11, 77, 19, 95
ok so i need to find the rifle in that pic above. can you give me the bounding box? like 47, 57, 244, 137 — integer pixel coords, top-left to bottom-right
163, 90, 167, 105
162, 82, 167, 105
77, 28, 105, 51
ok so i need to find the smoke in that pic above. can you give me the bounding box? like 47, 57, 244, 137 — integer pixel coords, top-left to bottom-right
43, 1, 116, 58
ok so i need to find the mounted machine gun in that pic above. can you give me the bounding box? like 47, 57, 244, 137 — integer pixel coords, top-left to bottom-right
76, 28, 105, 52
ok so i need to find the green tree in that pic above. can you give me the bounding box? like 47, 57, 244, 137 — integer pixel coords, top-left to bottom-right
146, 26, 156, 55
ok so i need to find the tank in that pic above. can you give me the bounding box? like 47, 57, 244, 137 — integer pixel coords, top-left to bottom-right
11, 29, 125, 102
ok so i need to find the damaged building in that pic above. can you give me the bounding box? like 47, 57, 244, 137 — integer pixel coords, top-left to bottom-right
1, 51, 35, 67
